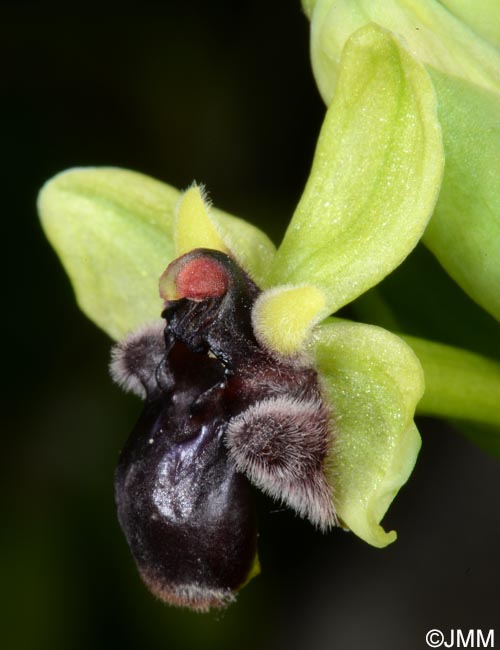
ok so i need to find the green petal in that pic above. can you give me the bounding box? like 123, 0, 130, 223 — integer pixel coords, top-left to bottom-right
422, 70, 500, 323
308, 0, 500, 105
174, 184, 229, 256
311, 319, 424, 547
38, 167, 178, 340
38, 168, 275, 340
268, 23, 443, 318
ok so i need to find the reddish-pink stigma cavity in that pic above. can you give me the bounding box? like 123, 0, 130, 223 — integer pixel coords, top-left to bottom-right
175, 258, 229, 300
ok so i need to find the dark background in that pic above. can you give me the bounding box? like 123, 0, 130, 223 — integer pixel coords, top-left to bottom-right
1, 4, 499, 650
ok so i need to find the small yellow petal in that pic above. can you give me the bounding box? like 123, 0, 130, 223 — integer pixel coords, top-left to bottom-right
174, 184, 229, 257
252, 285, 325, 356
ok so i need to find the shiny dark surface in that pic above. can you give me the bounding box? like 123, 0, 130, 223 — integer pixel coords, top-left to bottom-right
114, 253, 264, 606
115, 339, 258, 603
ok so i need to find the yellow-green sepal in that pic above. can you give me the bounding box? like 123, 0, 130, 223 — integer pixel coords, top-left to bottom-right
268, 23, 443, 320
422, 70, 500, 323
38, 167, 178, 340
310, 318, 424, 547
38, 168, 276, 340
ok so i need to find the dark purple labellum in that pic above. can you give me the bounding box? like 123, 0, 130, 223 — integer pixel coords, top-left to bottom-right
111, 249, 335, 611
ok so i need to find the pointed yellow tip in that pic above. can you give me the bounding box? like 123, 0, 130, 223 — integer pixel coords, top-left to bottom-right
252, 285, 325, 356
174, 184, 229, 257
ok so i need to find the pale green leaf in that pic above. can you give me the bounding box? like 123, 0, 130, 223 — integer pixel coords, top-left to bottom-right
311, 319, 424, 547
268, 23, 443, 319
422, 70, 500, 323
308, 0, 500, 105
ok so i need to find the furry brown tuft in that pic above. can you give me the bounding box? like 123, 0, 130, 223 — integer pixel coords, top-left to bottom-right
226, 395, 337, 530
110, 321, 166, 398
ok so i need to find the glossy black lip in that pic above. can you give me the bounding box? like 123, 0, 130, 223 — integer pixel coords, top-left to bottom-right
114, 336, 258, 609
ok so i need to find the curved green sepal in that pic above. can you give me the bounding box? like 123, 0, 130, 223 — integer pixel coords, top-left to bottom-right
308, 0, 500, 105
422, 70, 500, 323
38, 168, 276, 339
311, 319, 424, 547
38, 167, 178, 340
252, 285, 325, 356
268, 23, 443, 319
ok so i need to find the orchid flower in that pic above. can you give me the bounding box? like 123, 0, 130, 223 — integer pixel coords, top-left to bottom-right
37, 19, 500, 611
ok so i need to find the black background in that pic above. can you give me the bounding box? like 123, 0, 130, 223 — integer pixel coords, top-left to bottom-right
1, 4, 499, 650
